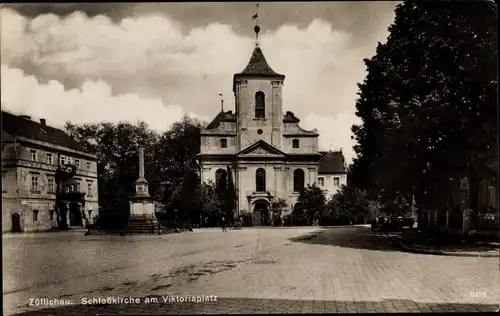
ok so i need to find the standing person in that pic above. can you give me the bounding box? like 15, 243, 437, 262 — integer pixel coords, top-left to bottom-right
221, 216, 227, 232
85, 216, 92, 236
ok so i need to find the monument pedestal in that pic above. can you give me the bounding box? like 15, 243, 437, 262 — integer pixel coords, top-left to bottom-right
124, 198, 159, 234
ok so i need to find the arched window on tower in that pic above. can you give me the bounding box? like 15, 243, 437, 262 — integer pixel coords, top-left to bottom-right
215, 169, 227, 191
293, 169, 305, 192
255, 91, 265, 119
256, 168, 266, 192
292, 139, 300, 148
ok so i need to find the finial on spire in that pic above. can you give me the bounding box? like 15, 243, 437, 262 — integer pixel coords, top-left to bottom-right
252, 4, 260, 46
219, 91, 224, 112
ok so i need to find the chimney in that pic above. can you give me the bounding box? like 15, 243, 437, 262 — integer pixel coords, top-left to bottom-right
19, 115, 31, 120
40, 118, 46, 125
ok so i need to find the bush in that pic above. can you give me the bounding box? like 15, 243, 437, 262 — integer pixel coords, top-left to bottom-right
319, 215, 336, 226
233, 221, 242, 229
273, 216, 283, 227
240, 212, 253, 227
283, 214, 292, 226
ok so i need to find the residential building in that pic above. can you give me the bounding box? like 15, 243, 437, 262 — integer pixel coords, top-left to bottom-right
2, 111, 99, 233
317, 151, 348, 198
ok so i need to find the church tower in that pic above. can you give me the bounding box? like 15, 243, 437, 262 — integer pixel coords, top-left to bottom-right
233, 15, 285, 152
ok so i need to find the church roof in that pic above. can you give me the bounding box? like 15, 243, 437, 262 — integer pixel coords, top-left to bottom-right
1, 110, 93, 154
236, 46, 284, 78
318, 151, 347, 174
205, 110, 237, 130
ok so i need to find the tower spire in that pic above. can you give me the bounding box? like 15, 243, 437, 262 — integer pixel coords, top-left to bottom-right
219, 91, 224, 112
253, 4, 260, 46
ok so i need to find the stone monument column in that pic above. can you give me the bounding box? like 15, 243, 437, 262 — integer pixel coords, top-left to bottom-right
127, 147, 158, 233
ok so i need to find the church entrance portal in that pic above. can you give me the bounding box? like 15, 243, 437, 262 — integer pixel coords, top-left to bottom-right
253, 200, 271, 226
11, 213, 21, 232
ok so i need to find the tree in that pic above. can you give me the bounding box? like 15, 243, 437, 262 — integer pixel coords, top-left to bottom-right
65, 116, 206, 229
270, 198, 288, 226
155, 116, 203, 209
65, 121, 160, 228
334, 185, 370, 224
350, 1, 497, 227
295, 184, 327, 225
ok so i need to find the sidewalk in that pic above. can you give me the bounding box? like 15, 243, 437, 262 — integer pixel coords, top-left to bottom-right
386, 230, 499, 257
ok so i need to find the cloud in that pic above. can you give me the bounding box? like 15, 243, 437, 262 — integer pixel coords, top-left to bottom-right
302, 112, 361, 165
0, 7, 394, 163
0, 65, 205, 132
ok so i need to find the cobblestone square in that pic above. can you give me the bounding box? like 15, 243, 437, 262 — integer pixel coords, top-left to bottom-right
3, 226, 499, 315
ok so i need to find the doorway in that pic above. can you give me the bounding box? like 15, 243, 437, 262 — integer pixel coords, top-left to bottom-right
69, 202, 83, 226
11, 213, 21, 232
254, 200, 270, 226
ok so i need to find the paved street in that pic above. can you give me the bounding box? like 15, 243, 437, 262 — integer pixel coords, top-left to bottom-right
3, 226, 499, 314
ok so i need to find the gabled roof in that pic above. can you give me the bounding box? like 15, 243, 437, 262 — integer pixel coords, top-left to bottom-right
237, 140, 287, 157
1, 111, 91, 153
205, 110, 237, 130
318, 151, 347, 174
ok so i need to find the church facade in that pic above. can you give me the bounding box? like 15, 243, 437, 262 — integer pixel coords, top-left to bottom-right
197, 43, 346, 224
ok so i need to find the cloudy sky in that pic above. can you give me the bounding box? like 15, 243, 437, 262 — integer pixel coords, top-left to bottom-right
1, 2, 399, 163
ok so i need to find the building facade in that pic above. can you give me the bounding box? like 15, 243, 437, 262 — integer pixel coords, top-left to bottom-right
197, 43, 346, 224
2, 111, 99, 233
317, 151, 348, 198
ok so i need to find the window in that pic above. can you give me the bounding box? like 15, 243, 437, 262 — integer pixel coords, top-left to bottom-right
30, 150, 37, 161
2, 172, 7, 193
489, 186, 496, 209
86, 161, 91, 170
255, 91, 265, 119
334, 177, 340, 187
49, 210, 55, 220
318, 177, 324, 187
256, 168, 266, 192
75, 181, 81, 192
31, 176, 40, 192
60, 155, 67, 165
292, 139, 300, 149
88, 210, 93, 218
33, 210, 39, 221
75, 159, 80, 169
47, 178, 55, 193
293, 169, 305, 192
46, 153, 53, 164
215, 169, 227, 189
87, 181, 93, 196
220, 139, 228, 148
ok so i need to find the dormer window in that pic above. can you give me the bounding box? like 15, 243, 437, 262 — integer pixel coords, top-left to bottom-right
220, 138, 228, 148
255, 91, 265, 119
292, 139, 300, 148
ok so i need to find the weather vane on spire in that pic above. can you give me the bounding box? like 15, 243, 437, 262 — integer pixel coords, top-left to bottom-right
219, 91, 224, 112
252, 4, 260, 46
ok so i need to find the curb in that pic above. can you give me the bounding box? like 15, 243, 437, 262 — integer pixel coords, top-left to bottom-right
386, 234, 499, 258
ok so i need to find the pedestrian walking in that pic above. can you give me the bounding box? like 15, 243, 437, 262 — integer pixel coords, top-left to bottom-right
221, 216, 227, 232
84, 217, 92, 236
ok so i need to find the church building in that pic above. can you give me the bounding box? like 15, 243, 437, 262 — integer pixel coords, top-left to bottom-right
197, 22, 346, 225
